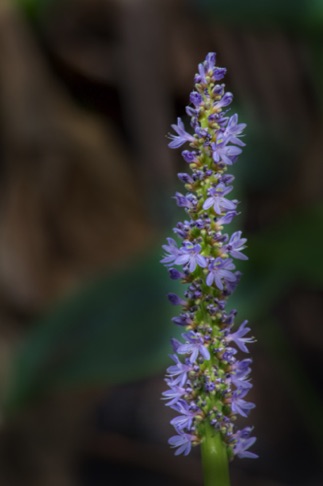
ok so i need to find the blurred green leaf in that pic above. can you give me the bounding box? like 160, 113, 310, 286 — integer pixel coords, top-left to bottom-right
229, 269, 291, 322
14, 0, 54, 19
251, 203, 323, 283
14, 0, 37, 15
5, 247, 181, 413
192, 0, 323, 32
229, 203, 323, 321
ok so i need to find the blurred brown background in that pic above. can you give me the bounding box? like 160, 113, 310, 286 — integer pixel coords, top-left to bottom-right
0, 0, 322, 485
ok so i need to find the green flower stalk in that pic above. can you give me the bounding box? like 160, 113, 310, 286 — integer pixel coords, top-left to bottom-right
161, 53, 257, 484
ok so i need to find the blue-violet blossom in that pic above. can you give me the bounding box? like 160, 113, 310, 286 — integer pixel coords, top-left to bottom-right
161, 52, 257, 460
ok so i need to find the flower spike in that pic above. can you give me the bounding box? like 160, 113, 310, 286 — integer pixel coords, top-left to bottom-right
161, 53, 257, 462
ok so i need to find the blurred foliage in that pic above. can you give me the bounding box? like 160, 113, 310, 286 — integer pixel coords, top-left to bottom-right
231, 203, 323, 322
4, 248, 182, 414
193, 0, 323, 32
14, 0, 52, 19
229, 203, 323, 453
18, 0, 323, 33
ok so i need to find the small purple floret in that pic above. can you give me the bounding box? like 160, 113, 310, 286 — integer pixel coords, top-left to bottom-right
232, 389, 256, 417
226, 231, 248, 260
206, 257, 237, 290
168, 433, 194, 456
177, 331, 210, 363
174, 241, 207, 273
227, 320, 255, 353
168, 117, 195, 149
203, 183, 237, 215
234, 428, 258, 459
161, 238, 180, 266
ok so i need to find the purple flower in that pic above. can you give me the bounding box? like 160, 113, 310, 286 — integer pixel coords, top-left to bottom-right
166, 354, 192, 386
177, 331, 210, 363
217, 211, 237, 226
231, 358, 253, 390
226, 320, 255, 353
204, 52, 216, 71
182, 150, 198, 164
221, 346, 238, 363
167, 293, 186, 306
169, 117, 195, 149
172, 313, 193, 327
226, 231, 248, 260
168, 268, 183, 280
173, 220, 191, 239
231, 374, 252, 391
186, 105, 198, 120
174, 192, 197, 209
232, 358, 252, 378
162, 384, 186, 407
174, 241, 207, 273
220, 173, 235, 185
212, 140, 243, 166
190, 91, 203, 107
194, 55, 215, 85
233, 427, 258, 459
178, 172, 194, 184
232, 389, 256, 417
170, 400, 199, 432
206, 257, 237, 290
161, 238, 180, 266
168, 433, 194, 456
230, 358, 253, 390
194, 53, 227, 85
223, 114, 246, 146
225, 271, 242, 294
214, 92, 233, 110
171, 338, 181, 352
203, 183, 237, 215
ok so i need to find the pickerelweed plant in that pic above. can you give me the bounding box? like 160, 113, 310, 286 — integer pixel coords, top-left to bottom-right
161, 53, 257, 485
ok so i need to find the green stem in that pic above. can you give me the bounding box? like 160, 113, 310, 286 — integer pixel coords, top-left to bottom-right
201, 426, 231, 486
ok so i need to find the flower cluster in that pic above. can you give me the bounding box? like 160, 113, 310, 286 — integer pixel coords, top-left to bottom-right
161, 53, 257, 460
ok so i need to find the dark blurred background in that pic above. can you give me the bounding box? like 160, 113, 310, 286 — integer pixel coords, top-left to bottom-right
0, 0, 323, 485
